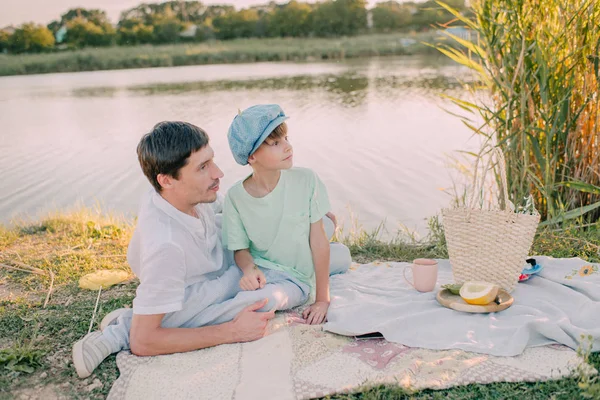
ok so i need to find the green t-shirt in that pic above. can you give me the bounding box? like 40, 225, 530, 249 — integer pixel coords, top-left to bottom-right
222, 167, 331, 290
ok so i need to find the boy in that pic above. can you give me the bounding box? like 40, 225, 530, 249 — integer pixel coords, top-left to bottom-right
224, 104, 351, 324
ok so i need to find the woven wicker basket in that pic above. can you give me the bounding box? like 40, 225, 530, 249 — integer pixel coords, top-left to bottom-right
441, 149, 540, 292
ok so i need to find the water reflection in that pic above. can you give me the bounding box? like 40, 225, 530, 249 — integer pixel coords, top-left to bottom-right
0, 56, 480, 236
72, 87, 120, 97
71, 71, 468, 111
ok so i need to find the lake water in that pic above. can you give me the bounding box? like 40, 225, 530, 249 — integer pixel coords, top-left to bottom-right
0, 55, 480, 238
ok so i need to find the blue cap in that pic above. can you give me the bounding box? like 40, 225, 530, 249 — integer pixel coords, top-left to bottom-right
227, 104, 289, 165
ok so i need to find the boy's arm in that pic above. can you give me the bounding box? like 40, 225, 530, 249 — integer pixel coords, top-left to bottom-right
235, 249, 266, 290
310, 219, 331, 302
234, 248, 256, 274
130, 299, 275, 356
304, 219, 331, 324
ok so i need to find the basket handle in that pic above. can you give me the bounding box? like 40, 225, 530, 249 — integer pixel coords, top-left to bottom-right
467, 147, 511, 211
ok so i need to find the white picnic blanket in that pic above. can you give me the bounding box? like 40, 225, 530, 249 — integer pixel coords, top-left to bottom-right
324, 256, 600, 356
107, 257, 598, 399
108, 313, 584, 400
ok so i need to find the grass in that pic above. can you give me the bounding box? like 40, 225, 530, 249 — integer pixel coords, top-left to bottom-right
0, 210, 136, 398
0, 32, 449, 77
0, 209, 599, 399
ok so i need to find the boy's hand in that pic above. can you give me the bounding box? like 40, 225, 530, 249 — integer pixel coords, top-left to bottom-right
302, 301, 329, 325
240, 265, 266, 291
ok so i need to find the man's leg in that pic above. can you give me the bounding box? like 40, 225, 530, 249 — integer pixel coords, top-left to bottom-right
99, 265, 242, 347
99, 265, 243, 331
73, 265, 243, 378
72, 312, 132, 378
100, 308, 130, 331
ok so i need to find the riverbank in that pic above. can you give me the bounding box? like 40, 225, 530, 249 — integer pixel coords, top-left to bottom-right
0, 32, 444, 77
0, 209, 598, 398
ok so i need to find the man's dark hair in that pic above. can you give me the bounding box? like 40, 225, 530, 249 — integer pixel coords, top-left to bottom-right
137, 121, 209, 192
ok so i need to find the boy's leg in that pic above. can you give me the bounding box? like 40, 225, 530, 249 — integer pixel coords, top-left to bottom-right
73, 265, 243, 378
324, 214, 352, 275
329, 242, 352, 276
191, 269, 309, 327
324, 215, 336, 240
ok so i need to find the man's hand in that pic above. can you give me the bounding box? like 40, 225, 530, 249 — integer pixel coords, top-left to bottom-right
239, 265, 266, 290
302, 301, 329, 325
230, 298, 275, 342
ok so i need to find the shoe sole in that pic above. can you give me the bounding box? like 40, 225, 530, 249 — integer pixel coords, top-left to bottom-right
100, 308, 128, 331
72, 338, 92, 379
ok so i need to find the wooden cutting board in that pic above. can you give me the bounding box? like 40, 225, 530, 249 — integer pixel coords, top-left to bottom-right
436, 288, 514, 313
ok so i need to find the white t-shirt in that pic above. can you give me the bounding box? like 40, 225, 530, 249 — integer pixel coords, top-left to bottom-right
127, 189, 229, 315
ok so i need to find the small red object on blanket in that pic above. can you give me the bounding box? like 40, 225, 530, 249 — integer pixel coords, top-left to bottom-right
519, 273, 531, 282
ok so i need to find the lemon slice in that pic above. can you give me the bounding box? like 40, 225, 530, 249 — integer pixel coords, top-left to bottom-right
459, 281, 499, 305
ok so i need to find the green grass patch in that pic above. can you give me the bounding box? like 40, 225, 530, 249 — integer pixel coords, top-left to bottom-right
0, 210, 598, 398
0, 32, 445, 77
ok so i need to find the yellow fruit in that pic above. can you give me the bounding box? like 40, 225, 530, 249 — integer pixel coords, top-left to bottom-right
459, 281, 499, 305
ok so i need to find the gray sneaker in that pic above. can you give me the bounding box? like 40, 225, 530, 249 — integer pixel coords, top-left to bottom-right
100, 308, 130, 331
72, 331, 113, 378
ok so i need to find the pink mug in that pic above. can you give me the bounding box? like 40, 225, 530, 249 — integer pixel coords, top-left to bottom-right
403, 258, 438, 292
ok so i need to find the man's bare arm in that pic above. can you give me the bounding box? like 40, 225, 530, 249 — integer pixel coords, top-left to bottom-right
130, 298, 274, 356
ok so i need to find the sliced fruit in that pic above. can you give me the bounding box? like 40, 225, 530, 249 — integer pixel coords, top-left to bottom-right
442, 283, 463, 295
459, 281, 499, 305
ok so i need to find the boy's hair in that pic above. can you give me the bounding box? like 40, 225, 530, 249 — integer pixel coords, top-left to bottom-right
137, 121, 209, 193
266, 122, 288, 140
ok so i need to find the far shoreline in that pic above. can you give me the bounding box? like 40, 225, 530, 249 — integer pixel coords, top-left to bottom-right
0, 32, 450, 77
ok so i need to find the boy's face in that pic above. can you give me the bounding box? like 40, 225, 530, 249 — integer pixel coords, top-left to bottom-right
161, 145, 224, 205
249, 134, 293, 170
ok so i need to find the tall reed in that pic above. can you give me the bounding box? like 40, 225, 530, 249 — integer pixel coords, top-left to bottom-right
436, 0, 600, 224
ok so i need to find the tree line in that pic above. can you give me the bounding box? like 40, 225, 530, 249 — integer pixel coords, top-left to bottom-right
0, 0, 468, 54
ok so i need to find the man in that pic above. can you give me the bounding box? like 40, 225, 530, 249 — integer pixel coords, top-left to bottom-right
72, 120, 350, 378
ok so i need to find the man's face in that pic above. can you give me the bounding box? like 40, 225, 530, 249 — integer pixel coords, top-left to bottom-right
169, 145, 223, 205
